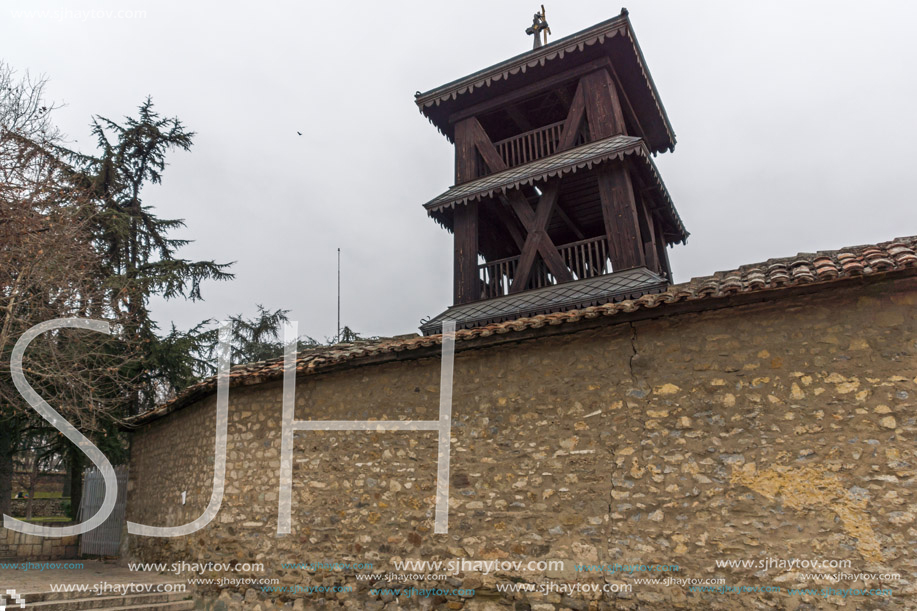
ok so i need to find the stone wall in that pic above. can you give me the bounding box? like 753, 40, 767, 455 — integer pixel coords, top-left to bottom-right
126, 276, 917, 610
9, 498, 70, 518
0, 526, 78, 560
11, 470, 67, 495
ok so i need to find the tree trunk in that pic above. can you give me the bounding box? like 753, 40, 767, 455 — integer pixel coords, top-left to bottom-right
26, 452, 38, 519
0, 425, 13, 518
68, 447, 84, 521
63, 465, 72, 498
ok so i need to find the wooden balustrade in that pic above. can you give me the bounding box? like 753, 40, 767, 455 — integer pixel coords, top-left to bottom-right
558, 235, 611, 280
492, 120, 565, 170
477, 235, 610, 299
478, 254, 518, 299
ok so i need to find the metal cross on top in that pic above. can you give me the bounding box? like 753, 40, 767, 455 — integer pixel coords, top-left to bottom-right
525, 5, 551, 49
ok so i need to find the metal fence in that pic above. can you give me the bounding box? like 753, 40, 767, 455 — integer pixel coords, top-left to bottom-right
78, 465, 128, 556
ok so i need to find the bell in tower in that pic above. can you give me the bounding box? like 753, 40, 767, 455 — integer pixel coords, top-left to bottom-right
416, 9, 688, 335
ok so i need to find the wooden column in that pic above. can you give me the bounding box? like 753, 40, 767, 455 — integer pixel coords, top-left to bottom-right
581, 69, 627, 140
596, 164, 645, 272
636, 193, 661, 275
581, 67, 643, 272
654, 216, 673, 281
453, 118, 478, 184
453, 201, 479, 304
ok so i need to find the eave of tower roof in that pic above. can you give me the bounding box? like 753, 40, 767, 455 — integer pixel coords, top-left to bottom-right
414, 10, 676, 154
423, 134, 689, 246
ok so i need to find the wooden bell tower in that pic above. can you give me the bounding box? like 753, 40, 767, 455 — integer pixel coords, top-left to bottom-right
416, 9, 688, 334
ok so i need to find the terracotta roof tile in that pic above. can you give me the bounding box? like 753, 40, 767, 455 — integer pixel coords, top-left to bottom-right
129, 235, 917, 427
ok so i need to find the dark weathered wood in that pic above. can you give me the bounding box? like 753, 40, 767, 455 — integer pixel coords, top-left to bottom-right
557, 81, 586, 152
555, 200, 585, 240
478, 253, 520, 299
479, 211, 515, 261
494, 120, 564, 168
454, 118, 478, 184
558, 235, 609, 279
512, 234, 541, 293
466, 117, 508, 173
505, 106, 533, 133
453, 201, 479, 304
466, 117, 571, 283
424, 17, 687, 311
637, 193, 661, 274
581, 69, 627, 140
506, 191, 535, 226
508, 182, 574, 292
494, 197, 527, 251
448, 58, 613, 125
477, 234, 610, 298
605, 62, 648, 143
555, 85, 572, 110
596, 164, 644, 271
654, 215, 673, 281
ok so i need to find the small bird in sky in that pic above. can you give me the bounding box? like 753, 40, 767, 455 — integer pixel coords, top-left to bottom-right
297, 131, 302, 136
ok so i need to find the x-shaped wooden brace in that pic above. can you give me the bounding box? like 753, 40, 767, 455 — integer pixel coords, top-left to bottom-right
454, 67, 643, 295
461, 118, 574, 292
503, 182, 573, 292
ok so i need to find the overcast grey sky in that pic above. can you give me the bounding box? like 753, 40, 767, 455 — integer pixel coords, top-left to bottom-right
4, 0, 916, 341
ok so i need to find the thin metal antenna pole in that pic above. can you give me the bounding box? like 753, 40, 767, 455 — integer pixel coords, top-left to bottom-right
337, 248, 341, 343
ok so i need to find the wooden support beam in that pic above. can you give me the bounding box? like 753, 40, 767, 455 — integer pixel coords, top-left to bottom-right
504, 106, 533, 133
556, 68, 627, 153
557, 81, 586, 152
654, 215, 673, 282
464, 122, 576, 289
596, 164, 645, 271
466, 117, 508, 174
555, 200, 585, 241
507, 182, 574, 292
453, 201, 479, 304
494, 197, 527, 252
458, 118, 579, 295
453, 118, 478, 184
555, 85, 572, 110
606, 62, 649, 144
637, 192, 661, 274
581, 69, 627, 140
506, 190, 535, 227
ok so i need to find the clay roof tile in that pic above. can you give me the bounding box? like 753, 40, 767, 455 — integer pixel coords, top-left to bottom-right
129, 234, 917, 427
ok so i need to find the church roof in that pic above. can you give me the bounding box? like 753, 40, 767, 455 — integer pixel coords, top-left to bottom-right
419, 266, 668, 335
414, 10, 676, 154
128, 235, 917, 427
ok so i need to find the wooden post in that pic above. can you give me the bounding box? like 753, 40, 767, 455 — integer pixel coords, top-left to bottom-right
654, 216, 673, 281
596, 164, 645, 271
637, 193, 661, 274
581, 69, 627, 140
453, 201, 479, 304
578, 66, 643, 273
454, 118, 478, 183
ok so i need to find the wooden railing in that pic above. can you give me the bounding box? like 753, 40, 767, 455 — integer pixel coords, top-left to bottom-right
478, 235, 610, 299
559, 235, 611, 280
478, 255, 518, 299
492, 120, 565, 170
